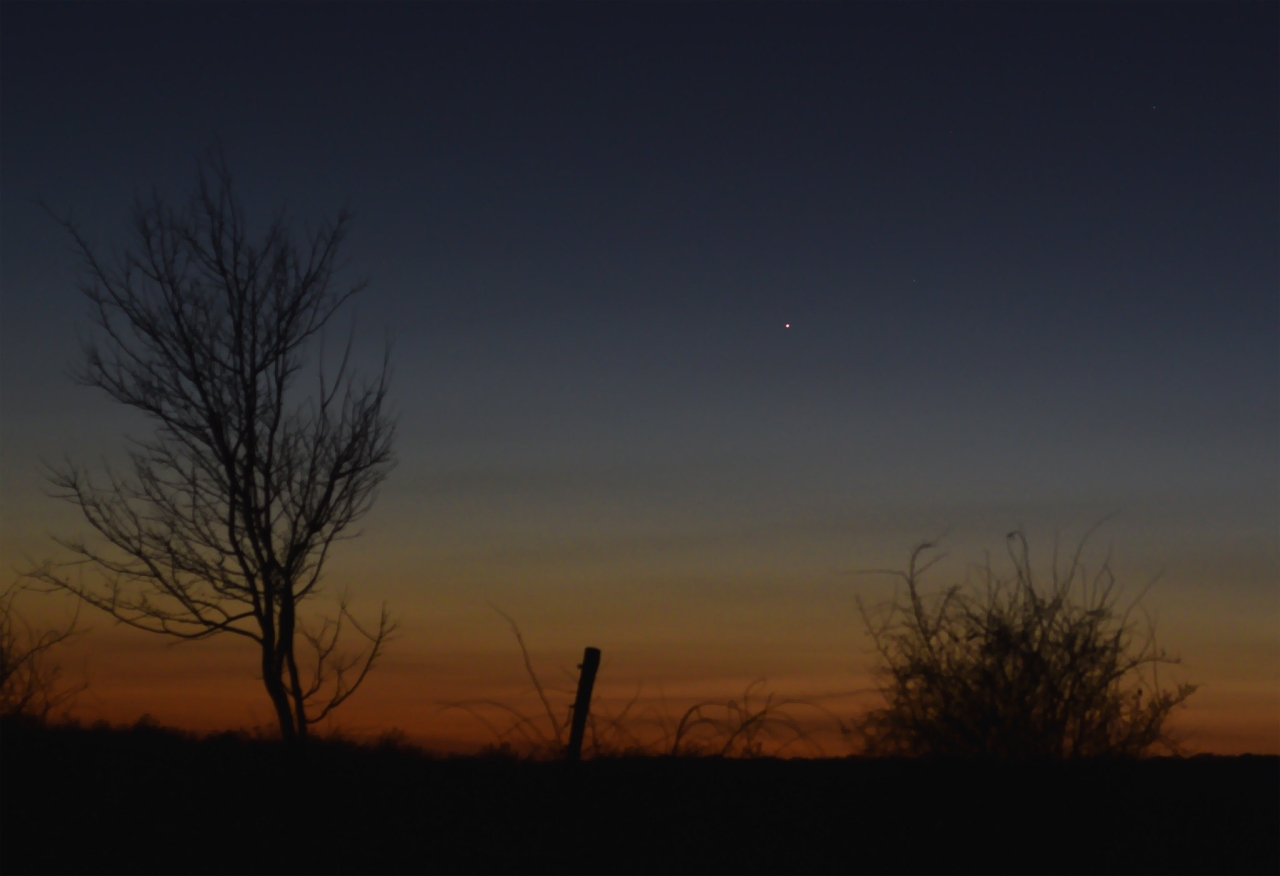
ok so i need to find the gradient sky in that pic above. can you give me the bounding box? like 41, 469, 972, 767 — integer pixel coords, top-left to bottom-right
2, 2, 1276, 753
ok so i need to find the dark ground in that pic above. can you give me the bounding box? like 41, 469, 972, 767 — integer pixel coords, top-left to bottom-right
2, 718, 1276, 875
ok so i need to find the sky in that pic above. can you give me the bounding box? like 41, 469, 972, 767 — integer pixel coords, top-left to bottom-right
1, 2, 1276, 754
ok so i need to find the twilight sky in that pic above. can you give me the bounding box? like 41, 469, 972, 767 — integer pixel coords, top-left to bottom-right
1, 2, 1276, 753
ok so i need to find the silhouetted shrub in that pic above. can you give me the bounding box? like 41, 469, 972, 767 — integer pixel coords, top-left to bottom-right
0, 581, 82, 720
857, 530, 1196, 758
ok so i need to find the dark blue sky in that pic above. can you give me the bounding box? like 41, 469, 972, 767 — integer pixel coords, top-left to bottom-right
1, 2, 1276, 749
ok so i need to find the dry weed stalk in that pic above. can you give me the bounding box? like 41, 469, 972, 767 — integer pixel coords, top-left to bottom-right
444, 610, 851, 758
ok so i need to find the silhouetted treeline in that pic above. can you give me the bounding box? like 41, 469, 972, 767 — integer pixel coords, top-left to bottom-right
2, 717, 1276, 875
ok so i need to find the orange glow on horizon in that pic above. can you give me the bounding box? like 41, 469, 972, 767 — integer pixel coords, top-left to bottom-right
39, 619, 1280, 756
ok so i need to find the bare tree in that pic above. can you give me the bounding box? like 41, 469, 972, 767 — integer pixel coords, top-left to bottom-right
32, 154, 397, 742
856, 529, 1196, 758
0, 581, 83, 720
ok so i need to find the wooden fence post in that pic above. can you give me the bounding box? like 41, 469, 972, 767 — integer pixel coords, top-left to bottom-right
565, 646, 601, 762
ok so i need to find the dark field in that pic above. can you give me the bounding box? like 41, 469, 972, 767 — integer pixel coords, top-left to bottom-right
2, 718, 1276, 875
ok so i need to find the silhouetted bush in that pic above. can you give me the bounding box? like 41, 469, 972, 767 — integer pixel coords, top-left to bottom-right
857, 530, 1196, 758
0, 581, 82, 719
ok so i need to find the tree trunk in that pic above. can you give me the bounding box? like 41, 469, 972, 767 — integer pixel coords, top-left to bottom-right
263, 655, 297, 742
279, 596, 309, 741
